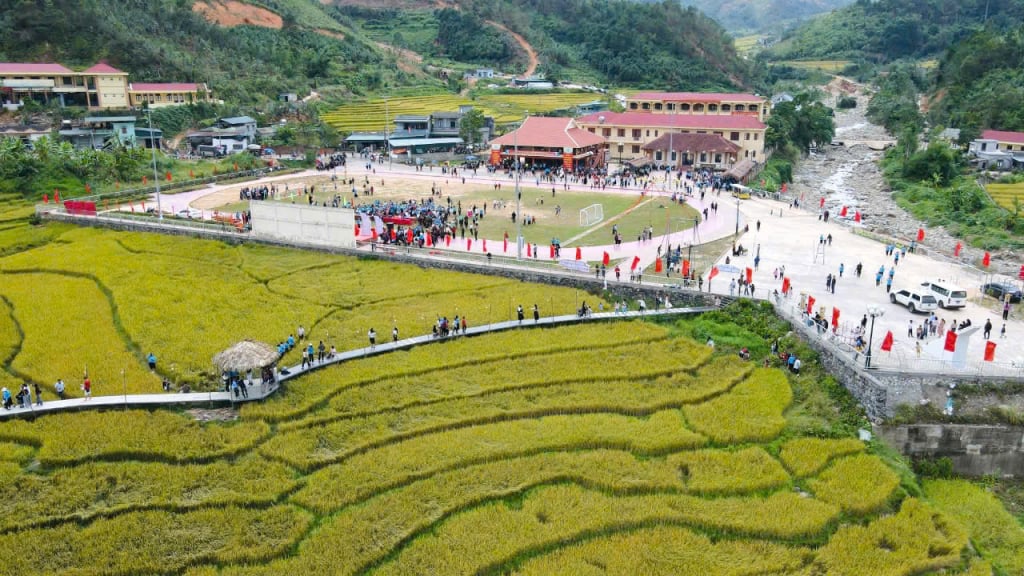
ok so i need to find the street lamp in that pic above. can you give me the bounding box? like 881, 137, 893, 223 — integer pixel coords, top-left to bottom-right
514, 111, 527, 260
865, 304, 885, 368
144, 108, 163, 219
734, 197, 740, 235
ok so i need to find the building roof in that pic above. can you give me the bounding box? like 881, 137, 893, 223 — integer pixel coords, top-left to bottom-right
0, 62, 74, 74
631, 92, 764, 103
642, 133, 741, 154
394, 114, 430, 123
724, 159, 757, 180
345, 133, 387, 142
83, 116, 136, 123
577, 111, 766, 131
218, 116, 256, 126
388, 137, 464, 147
83, 62, 127, 74
431, 111, 461, 118
130, 82, 202, 92
489, 117, 606, 150
981, 129, 1024, 145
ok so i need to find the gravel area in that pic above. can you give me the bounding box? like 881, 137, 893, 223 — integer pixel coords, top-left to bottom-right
789, 80, 1019, 277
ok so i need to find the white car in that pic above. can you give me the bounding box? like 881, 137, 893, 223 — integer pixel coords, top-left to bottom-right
890, 288, 938, 313
176, 208, 202, 219
920, 280, 967, 309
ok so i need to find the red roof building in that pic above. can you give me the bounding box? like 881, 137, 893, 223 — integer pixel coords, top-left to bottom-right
488, 117, 606, 171
128, 82, 212, 108
82, 62, 127, 75
575, 111, 767, 166
0, 62, 74, 74
641, 132, 742, 170
981, 129, 1024, 147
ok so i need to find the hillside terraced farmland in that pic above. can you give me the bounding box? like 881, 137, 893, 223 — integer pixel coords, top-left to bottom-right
777, 60, 852, 73
986, 182, 1024, 212
322, 92, 608, 131
0, 317, 993, 574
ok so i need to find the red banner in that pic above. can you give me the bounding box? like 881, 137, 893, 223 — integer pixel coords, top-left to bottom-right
916, 228, 925, 242
503, 238, 507, 253
682, 259, 690, 278
806, 296, 815, 315
832, 307, 840, 328
781, 277, 790, 294
467, 238, 472, 251
745, 267, 752, 284
819, 197, 825, 208
840, 206, 848, 217
709, 266, 719, 280
944, 330, 958, 352
655, 258, 663, 273
881, 331, 894, 351
602, 252, 610, 266
954, 242, 962, 257
854, 211, 861, 223
63, 200, 97, 216
382, 217, 413, 225
406, 229, 413, 244
983, 252, 991, 267
985, 341, 996, 362
630, 255, 640, 271
549, 244, 555, 259
482, 239, 487, 252
527, 243, 532, 257
575, 247, 582, 261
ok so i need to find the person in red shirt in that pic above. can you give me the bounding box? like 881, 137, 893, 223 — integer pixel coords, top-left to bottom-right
82, 375, 92, 401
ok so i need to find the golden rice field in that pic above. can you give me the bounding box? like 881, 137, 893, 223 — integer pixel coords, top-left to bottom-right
778, 60, 853, 73
0, 316, 1005, 574
986, 182, 1024, 212
322, 92, 607, 132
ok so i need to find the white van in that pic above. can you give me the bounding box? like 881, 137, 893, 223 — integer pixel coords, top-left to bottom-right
920, 280, 968, 309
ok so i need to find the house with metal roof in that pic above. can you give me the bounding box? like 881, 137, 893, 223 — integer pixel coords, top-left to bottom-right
58, 116, 137, 149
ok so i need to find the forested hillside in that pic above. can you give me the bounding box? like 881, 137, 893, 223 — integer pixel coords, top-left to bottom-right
767, 0, 1024, 62
672, 0, 854, 35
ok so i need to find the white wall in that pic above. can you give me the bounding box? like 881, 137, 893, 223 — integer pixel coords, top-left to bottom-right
250, 201, 355, 249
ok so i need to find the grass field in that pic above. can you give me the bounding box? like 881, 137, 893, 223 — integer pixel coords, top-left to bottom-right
322, 92, 610, 132
0, 314, 987, 574
986, 182, 1024, 212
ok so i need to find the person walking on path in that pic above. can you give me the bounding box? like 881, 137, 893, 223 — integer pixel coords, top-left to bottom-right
1001, 323, 1007, 338
368, 328, 377, 349
306, 342, 315, 365
533, 304, 540, 323
1004, 301, 1011, 321
147, 352, 157, 371
34, 383, 42, 406
301, 346, 309, 369
839, 263, 844, 278
517, 305, 525, 323
55, 379, 65, 400
984, 319, 993, 339
82, 375, 91, 401
392, 326, 399, 342
318, 341, 326, 363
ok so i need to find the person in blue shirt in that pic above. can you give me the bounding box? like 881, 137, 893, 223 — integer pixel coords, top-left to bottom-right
147, 352, 157, 371
307, 343, 315, 365
286, 334, 295, 350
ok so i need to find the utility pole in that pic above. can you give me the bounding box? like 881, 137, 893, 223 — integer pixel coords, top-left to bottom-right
384, 97, 391, 169
145, 108, 162, 219
515, 111, 526, 259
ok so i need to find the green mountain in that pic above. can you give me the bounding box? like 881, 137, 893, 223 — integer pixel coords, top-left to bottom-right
767, 0, 1024, 62
673, 0, 855, 35
0, 0, 755, 107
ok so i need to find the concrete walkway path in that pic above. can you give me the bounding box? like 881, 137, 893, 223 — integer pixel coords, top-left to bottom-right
0, 306, 711, 420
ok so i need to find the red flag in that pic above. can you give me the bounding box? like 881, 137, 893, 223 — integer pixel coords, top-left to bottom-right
781, 277, 790, 294
425, 233, 432, 246
944, 330, 958, 352
189, 170, 195, 178
445, 234, 451, 247
602, 252, 610, 266
984, 341, 996, 362
831, 307, 840, 328
880, 331, 894, 352
840, 206, 848, 217
854, 211, 861, 223
819, 197, 825, 208
709, 266, 719, 280
745, 267, 752, 284
406, 229, 413, 244
354, 225, 360, 236
806, 296, 815, 315
682, 259, 691, 277
630, 255, 640, 271
166, 171, 172, 182
371, 228, 378, 240
1019, 265, 1024, 280
503, 238, 507, 253
954, 242, 962, 257
527, 243, 532, 257
482, 239, 487, 252
575, 247, 582, 261
390, 229, 396, 241
916, 228, 925, 242
983, 252, 991, 267
467, 238, 472, 251
549, 244, 555, 258
655, 258, 663, 273
43, 194, 48, 204
781, 182, 788, 193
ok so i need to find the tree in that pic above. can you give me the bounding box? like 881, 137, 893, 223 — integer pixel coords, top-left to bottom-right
459, 109, 486, 145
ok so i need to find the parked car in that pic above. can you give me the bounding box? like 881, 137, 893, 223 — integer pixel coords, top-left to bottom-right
890, 288, 938, 313
982, 282, 1023, 303
919, 280, 967, 308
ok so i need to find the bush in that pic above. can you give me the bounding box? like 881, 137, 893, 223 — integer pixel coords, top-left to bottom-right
836, 96, 857, 109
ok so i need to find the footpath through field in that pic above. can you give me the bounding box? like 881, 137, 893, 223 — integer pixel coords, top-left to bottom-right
0, 306, 712, 419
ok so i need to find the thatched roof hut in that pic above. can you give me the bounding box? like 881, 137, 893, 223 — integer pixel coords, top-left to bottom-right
212, 340, 279, 372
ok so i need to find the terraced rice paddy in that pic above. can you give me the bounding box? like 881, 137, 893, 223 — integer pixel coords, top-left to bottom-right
986, 182, 1024, 212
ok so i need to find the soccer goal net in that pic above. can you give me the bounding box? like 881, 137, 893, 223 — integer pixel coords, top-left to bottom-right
580, 203, 604, 226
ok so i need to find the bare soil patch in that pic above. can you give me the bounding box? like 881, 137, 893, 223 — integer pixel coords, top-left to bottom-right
193, 0, 283, 29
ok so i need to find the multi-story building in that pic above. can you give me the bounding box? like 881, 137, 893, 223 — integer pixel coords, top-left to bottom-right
575, 111, 767, 167
968, 129, 1024, 170
624, 92, 769, 122
0, 61, 210, 111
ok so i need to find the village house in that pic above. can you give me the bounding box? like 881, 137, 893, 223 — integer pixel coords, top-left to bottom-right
487, 116, 605, 171
969, 129, 1024, 170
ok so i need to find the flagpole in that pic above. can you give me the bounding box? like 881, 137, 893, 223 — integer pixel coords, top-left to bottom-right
515, 111, 526, 260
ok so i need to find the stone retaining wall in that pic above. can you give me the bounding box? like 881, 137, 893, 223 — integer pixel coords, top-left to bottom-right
876, 423, 1024, 478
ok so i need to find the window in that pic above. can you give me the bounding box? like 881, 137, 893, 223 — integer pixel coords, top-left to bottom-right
694, 104, 704, 112
722, 104, 731, 112
588, 128, 595, 133
642, 103, 650, 110
715, 154, 722, 163
700, 153, 707, 162
667, 103, 675, 111
632, 145, 640, 154
617, 129, 625, 137
632, 129, 641, 139
670, 151, 677, 162
654, 103, 662, 110
645, 130, 650, 137
709, 104, 718, 112
730, 132, 740, 141
680, 103, 690, 111
745, 133, 750, 141
751, 151, 756, 158
753, 133, 759, 141
655, 151, 662, 161
602, 128, 610, 137
629, 102, 638, 110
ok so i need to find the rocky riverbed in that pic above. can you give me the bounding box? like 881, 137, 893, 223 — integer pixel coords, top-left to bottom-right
788, 80, 1019, 277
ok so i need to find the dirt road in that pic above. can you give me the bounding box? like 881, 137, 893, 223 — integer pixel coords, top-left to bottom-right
486, 20, 538, 78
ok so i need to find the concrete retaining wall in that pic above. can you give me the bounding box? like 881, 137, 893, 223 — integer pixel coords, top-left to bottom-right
876, 423, 1024, 478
